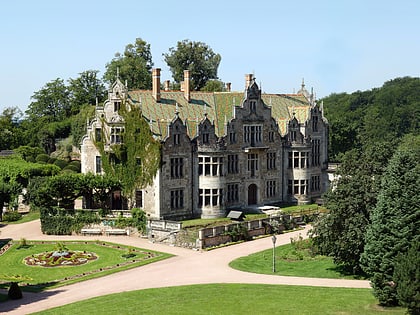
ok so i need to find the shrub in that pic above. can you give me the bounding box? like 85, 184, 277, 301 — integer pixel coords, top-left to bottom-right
3, 211, 22, 222
54, 159, 68, 169
36, 154, 50, 163
8, 282, 22, 300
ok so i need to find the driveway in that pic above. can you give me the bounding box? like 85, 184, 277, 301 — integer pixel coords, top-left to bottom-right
0, 220, 370, 314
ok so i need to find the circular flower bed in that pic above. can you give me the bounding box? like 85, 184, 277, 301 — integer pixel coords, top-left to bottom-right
24, 250, 98, 267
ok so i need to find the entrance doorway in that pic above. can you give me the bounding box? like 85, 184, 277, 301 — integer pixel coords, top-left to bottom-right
248, 184, 257, 205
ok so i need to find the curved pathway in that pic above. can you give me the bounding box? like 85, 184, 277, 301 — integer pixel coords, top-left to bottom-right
0, 220, 370, 314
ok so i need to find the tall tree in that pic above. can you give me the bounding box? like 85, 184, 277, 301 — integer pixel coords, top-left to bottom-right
103, 38, 153, 90
310, 141, 394, 274
393, 241, 420, 315
361, 134, 420, 306
26, 78, 70, 122
163, 39, 221, 91
68, 70, 106, 114
0, 107, 23, 150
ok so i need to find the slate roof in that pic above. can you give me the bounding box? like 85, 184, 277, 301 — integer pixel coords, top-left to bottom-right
127, 90, 311, 140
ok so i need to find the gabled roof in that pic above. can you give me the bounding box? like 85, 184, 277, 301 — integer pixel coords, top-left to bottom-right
127, 89, 312, 139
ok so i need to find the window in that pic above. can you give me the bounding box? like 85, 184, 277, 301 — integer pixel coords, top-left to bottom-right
300, 152, 308, 168
266, 180, 276, 197
311, 175, 320, 192
170, 158, 184, 178
173, 133, 180, 145
227, 154, 239, 174
290, 130, 297, 142
95, 128, 102, 142
170, 189, 184, 209
289, 179, 308, 196
114, 101, 121, 112
289, 151, 308, 168
311, 139, 320, 166
135, 190, 143, 208
268, 131, 274, 142
227, 184, 239, 203
247, 153, 259, 176
95, 156, 102, 174
110, 127, 124, 144
312, 115, 319, 132
244, 125, 262, 146
267, 152, 276, 170
198, 156, 224, 176
250, 100, 257, 113
294, 152, 299, 168
229, 131, 236, 144
198, 188, 223, 207
202, 132, 209, 144
300, 180, 308, 195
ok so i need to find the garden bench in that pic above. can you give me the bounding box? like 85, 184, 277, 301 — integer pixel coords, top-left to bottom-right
81, 228, 102, 235
105, 229, 128, 236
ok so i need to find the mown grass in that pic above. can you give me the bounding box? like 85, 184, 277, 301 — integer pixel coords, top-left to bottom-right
33, 283, 405, 315
0, 240, 172, 292
230, 239, 366, 279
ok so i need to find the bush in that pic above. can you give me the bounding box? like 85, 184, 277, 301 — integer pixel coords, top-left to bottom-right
36, 154, 50, 163
8, 282, 22, 300
3, 211, 22, 222
54, 159, 68, 169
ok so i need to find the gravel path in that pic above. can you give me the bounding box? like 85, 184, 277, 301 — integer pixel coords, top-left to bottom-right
0, 220, 370, 314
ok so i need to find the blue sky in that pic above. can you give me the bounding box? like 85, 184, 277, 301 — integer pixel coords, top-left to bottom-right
1, 0, 419, 114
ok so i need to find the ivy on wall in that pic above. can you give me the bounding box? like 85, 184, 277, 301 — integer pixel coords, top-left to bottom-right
95, 101, 160, 205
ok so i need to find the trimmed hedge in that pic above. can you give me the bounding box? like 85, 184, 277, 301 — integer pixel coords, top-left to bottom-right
40, 208, 100, 235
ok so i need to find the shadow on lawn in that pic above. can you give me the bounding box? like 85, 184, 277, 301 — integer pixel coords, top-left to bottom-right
0, 285, 64, 313
326, 264, 367, 280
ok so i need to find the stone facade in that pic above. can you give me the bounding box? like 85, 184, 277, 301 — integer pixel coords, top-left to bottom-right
80, 69, 329, 220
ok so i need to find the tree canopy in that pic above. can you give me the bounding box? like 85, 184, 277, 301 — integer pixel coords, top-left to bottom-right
163, 39, 221, 91
360, 135, 420, 306
322, 76, 420, 161
103, 38, 153, 90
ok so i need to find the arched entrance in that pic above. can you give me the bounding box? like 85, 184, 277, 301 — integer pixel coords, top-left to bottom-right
248, 184, 258, 205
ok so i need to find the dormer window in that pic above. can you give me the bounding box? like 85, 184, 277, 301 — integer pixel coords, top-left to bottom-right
114, 101, 121, 112
250, 101, 257, 113
174, 133, 180, 145
312, 115, 319, 132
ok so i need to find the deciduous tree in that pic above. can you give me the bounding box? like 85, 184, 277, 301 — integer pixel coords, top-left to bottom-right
163, 39, 221, 91
103, 38, 153, 90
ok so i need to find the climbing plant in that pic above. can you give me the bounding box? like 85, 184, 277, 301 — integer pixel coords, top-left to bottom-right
95, 101, 160, 205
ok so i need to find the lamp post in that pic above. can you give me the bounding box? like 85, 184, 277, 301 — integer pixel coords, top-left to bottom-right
271, 235, 277, 273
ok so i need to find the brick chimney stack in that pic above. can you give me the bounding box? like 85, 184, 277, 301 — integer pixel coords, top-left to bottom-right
152, 68, 161, 102
184, 70, 190, 102
226, 82, 231, 92
245, 74, 253, 90
164, 80, 170, 91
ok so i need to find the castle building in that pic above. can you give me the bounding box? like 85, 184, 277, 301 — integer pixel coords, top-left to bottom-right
81, 69, 329, 220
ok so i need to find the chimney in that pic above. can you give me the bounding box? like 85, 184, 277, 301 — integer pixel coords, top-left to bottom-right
152, 68, 161, 102
226, 82, 231, 92
164, 80, 170, 91
245, 74, 253, 90
184, 70, 190, 102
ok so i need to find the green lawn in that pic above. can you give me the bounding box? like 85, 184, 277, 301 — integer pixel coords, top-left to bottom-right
0, 240, 172, 292
229, 240, 365, 279
33, 283, 405, 315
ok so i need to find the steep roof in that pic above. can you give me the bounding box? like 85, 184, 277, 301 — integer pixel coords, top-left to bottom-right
127, 89, 311, 140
